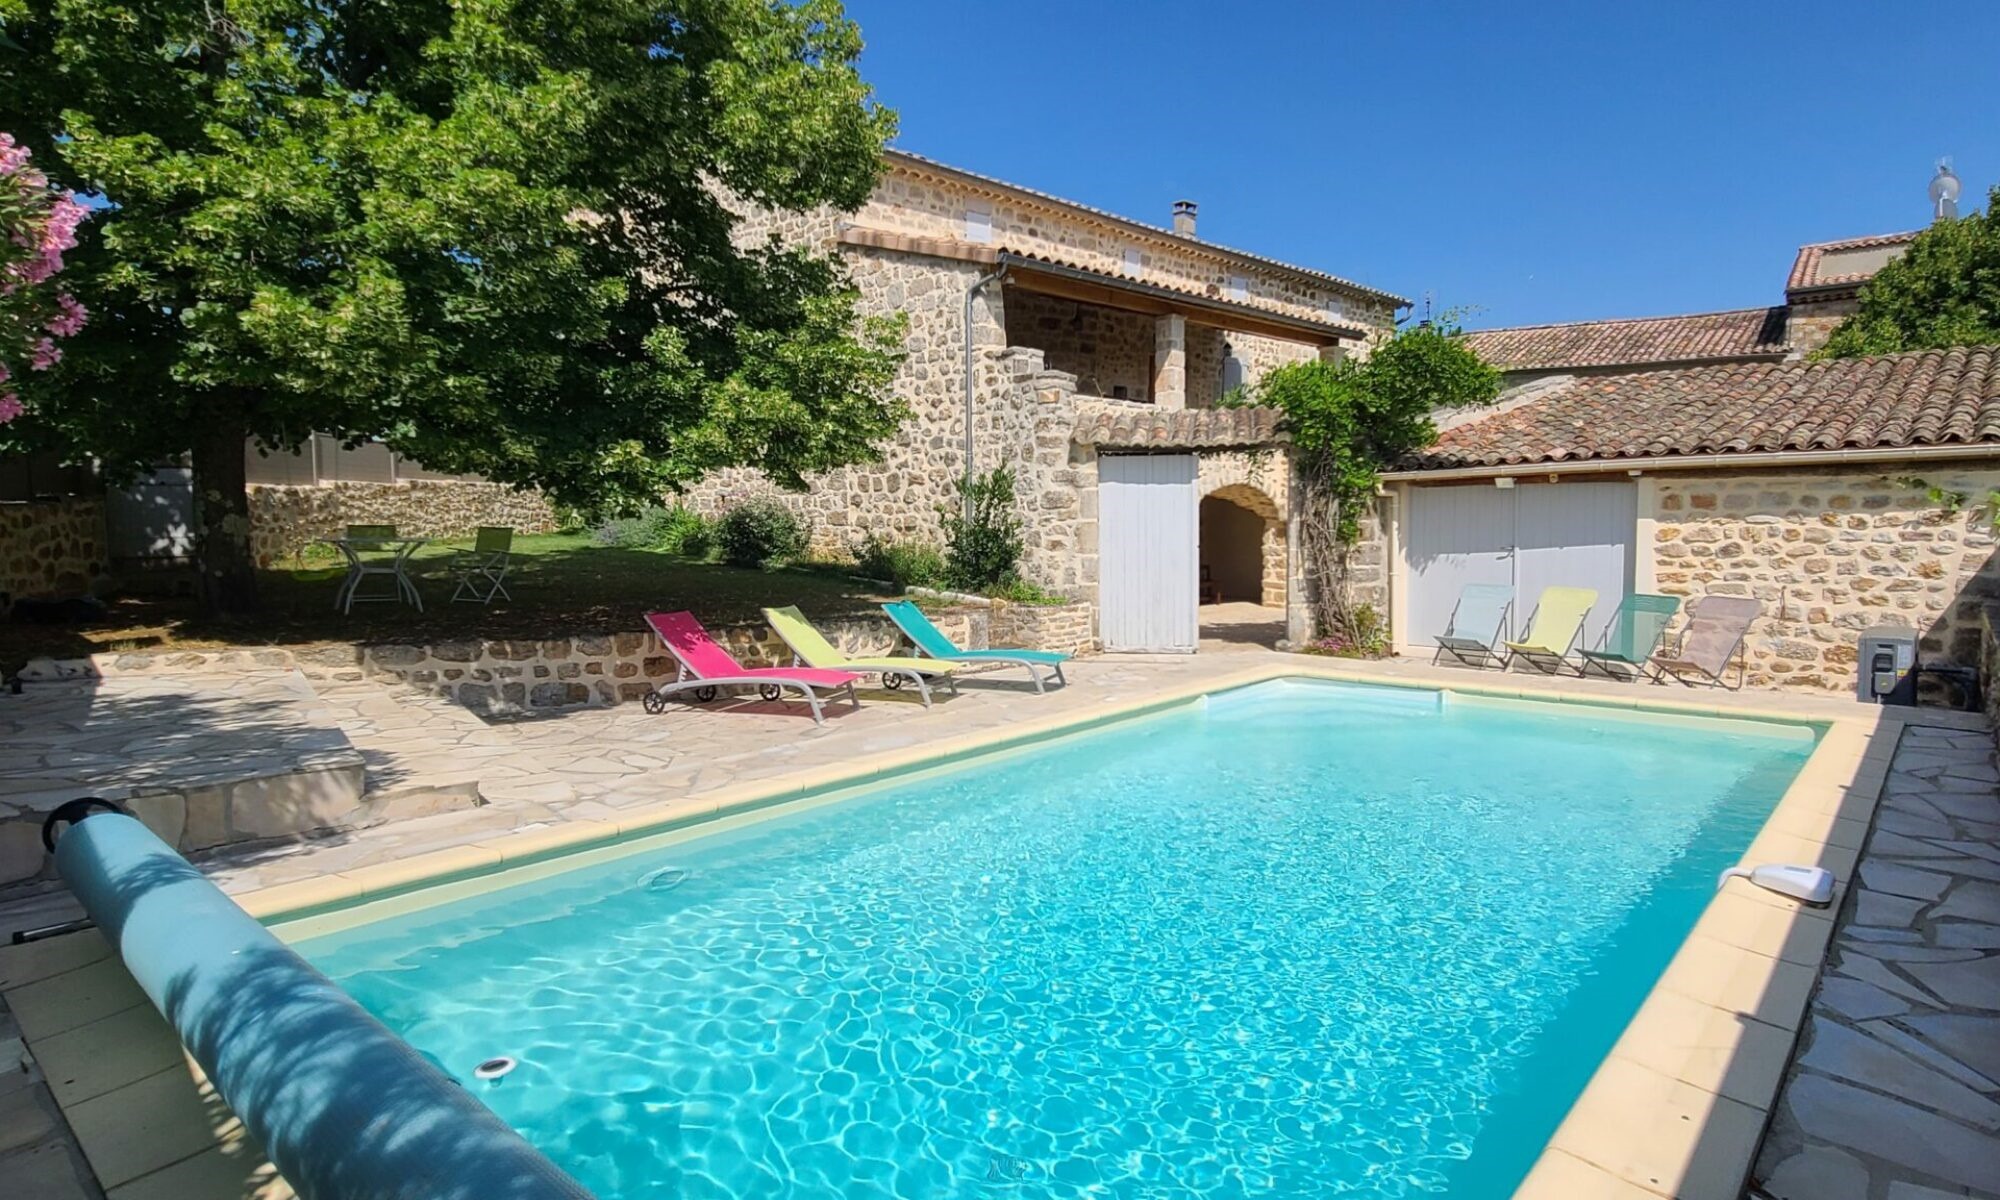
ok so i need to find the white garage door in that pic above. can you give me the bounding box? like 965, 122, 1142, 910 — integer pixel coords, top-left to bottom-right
1099, 454, 1198, 652
1405, 481, 1637, 651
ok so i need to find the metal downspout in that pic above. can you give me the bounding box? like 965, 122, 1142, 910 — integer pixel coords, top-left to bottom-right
962, 264, 1007, 515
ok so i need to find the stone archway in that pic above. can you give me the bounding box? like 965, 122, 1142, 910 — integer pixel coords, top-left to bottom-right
1197, 480, 1286, 608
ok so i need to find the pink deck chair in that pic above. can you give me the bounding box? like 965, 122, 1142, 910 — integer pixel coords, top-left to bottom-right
642, 611, 861, 725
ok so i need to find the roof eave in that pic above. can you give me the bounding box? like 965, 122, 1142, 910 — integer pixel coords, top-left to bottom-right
1382, 441, 2000, 482
1495, 350, 1793, 375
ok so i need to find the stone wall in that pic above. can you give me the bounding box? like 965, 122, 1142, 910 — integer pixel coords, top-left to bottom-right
683, 240, 1005, 558
996, 599, 1095, 656
247, 480, 559, 566
1651, 465, 2000, 692
1004, 290, 1156, 402
0, 498, 106, 599
1982, 606, 2000, 737
1784, 298, 1857, 356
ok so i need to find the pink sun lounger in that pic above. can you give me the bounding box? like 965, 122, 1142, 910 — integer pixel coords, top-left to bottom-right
642, 611, 861, 725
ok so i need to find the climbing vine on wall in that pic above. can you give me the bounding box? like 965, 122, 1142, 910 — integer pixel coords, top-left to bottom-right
1242, 313, 1501, 639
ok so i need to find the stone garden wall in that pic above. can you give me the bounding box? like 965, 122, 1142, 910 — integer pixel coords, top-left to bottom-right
0, 497, 105, 599
247, 480, 558, 566
83, 600, 1092, 717
1650, 464, 2000, 693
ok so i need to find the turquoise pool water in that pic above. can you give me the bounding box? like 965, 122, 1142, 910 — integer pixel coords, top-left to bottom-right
296, 680, 1815, 1199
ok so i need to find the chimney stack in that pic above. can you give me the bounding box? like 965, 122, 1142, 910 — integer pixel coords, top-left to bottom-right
1172, 200, 1197, 237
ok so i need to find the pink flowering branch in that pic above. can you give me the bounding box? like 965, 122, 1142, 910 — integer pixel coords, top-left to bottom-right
0, 133, 90, 424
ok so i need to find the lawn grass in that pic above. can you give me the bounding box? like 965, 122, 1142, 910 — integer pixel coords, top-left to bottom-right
2, 533, 898, 669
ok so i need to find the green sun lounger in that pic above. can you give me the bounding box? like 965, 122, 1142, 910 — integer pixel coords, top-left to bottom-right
1502, 586, 1597, 674
764, 605, 959, 707
881, 600, 1069, 693
1578, 593, 1681, 679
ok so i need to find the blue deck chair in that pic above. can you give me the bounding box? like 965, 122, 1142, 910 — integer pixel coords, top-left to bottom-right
881, 600, 1069, 693
1578, 594, 1681, 679
1432, 584, 1513, 669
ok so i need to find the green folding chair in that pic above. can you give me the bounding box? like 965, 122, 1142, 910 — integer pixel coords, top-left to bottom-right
450, 526, 514, 605
1578, 594, 1681, 680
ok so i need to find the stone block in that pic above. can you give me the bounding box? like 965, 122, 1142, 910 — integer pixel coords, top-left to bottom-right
226, 764, 364, 839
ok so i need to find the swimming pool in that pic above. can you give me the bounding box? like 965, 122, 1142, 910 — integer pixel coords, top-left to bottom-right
292, 679, 1817, 1199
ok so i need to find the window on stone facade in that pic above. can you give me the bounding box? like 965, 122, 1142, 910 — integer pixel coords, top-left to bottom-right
1326, 297, 1345, 321
1227, 274, 1248, 301
964, 205, 992, 244
1123, 247, 1143, 276
1222, 344, 1246, 397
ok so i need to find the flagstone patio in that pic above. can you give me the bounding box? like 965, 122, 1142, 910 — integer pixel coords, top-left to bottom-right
1753, 723, 2000, 1200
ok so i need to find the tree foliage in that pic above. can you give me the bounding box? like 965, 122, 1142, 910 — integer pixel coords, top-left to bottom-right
1246, 316, 1501, 636
0, 0, 905, 611
1816, 185, 2000, 359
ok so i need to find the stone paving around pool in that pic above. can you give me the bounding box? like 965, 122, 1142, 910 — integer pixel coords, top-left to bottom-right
1753, 723, 2000, 1200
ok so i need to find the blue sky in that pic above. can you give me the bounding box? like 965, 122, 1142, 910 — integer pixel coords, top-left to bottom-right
844, 0, 2000, 330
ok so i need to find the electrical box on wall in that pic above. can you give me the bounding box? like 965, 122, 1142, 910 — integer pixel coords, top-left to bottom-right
1857, 625, 1919, 706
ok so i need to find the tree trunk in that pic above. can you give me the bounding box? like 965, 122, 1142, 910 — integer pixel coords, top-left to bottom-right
189, 409, 258, 616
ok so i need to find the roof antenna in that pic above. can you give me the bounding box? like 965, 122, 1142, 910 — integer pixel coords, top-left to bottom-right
1930, 158, 1962, 222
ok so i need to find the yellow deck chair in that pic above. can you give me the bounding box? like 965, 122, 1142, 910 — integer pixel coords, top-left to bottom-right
763, 605, 959, 707
1502, 586, 1598, 674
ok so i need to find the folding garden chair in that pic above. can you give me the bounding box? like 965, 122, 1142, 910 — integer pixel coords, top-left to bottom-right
450, 526, 515, 605
1649, 595, 1761, 689
1432, 583, 1513, 669
1577, 594, 1681, 680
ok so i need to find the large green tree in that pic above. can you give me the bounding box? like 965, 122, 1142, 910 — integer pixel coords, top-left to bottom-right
0, 0, 905, 612
1817, 185, 2000, 359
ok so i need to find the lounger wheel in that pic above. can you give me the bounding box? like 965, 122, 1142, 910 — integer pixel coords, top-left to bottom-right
641, 690, 668, 715
693, 685, 718, 704
759, 684, 782, 702
883, 673, 904, 690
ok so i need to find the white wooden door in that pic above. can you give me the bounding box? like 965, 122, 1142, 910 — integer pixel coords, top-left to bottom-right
1402, 480, 1637, 649
1099, 454, 1198, 652
1405, 484, 1517, 648
1513, 481, 1637, 649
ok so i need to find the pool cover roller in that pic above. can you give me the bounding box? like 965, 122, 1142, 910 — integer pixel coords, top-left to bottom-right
54, 811, 594, 1200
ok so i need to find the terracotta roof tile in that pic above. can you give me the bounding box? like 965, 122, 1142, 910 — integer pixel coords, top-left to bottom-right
1460, 308, 1791, 373
1785, 230, 1920, 298
1404, 346, 2000, 470
1072, 403, 1288, 450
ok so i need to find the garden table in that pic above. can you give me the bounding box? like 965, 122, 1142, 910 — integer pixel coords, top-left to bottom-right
324, 535, 429, 614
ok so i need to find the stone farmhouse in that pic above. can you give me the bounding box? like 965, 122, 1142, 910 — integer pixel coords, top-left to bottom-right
691, 149, 1408, 652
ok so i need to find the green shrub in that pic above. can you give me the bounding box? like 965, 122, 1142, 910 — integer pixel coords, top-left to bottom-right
718, 498, 809, 568
939, 468, 1024, 590
986, 577, 1069, 606
854, 533, 944, 588
590, 503, 715, 555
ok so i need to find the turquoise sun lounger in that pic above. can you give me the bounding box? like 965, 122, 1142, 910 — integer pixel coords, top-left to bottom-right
882, 600, 1070, 693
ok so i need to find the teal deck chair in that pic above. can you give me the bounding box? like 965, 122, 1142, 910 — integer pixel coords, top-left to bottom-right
1578, 594, 1681, 680
881, 600, 1070, 693
1431, 584, 1513, 669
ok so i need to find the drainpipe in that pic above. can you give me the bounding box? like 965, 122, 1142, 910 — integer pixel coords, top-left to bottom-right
962, 264, 1007, 515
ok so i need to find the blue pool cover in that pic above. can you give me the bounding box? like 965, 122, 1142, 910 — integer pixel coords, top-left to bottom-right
54, 812, 594, 1200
